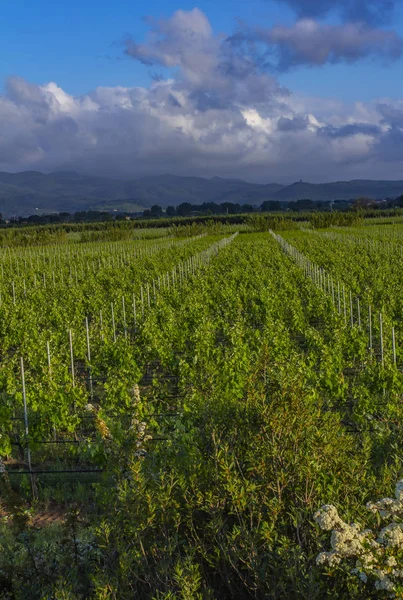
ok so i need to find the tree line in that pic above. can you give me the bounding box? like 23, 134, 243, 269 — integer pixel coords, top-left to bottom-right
2, 194, 403, 228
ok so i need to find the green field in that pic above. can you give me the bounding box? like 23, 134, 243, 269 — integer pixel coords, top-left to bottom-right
2, 221, 403, 598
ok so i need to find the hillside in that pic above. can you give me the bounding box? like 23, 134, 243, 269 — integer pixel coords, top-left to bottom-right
0, 171, 284, 217
1, 171, 403, 216
272, 180, 403, 202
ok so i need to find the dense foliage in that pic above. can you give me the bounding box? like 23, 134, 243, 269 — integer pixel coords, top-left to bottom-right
1, 223, 403, 598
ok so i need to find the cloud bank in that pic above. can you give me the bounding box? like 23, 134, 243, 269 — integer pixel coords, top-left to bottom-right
1, 8, 403, 182
275, 0, 397, 26
259, 20, 402, 69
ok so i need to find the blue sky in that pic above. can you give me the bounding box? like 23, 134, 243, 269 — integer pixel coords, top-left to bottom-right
1, 0, 403, 182
2, 0, 403, 101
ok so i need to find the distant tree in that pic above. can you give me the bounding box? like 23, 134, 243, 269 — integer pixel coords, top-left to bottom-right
286, 199, 316, 212
241, 204, 254, 213
26, 214, 43, 224
74, 211, 113, 222
353, 197, 374, 210
200, 202, 221, 214
166, 205, 176, 217
261, 200, 281, 212
150, 205, 163, 218
143, 209, 151, 218
295, 199, 315, 210
176, 202, 193, 217
221, 202, 237, 214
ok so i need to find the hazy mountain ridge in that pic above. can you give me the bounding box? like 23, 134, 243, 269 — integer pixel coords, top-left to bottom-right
272, 180, 403, 202
0, 171, 403, 217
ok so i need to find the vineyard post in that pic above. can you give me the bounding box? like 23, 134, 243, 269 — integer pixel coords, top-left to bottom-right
379, 313, 384, 366
69, 329, 75, 387
21, 356, 36, 499
122, 297, 127, 339
392, 326, 397, 366
133, 294, 137, 332
140, 286, 144, 319
349, 291, 353, 327
85, 317, 93, 399
111, 303, 116, 343
100, 310, 104, 341
342, 286, 347, 324
47, 341, 57, 441
357, 298, 361, 328
369, 305, 373, 353
46, 341, 51, 376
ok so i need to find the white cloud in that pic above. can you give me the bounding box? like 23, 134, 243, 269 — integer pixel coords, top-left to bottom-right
0, 9, 403, 182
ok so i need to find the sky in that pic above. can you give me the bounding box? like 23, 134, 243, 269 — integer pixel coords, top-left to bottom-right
1, 0, 403, 183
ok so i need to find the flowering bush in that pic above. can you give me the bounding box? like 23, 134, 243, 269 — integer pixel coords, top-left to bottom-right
315, 480, 403, 596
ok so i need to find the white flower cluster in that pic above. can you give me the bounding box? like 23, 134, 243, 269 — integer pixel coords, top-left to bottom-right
131, 417, 152, 457
132, 384, 141, 405
315, 480, 403, 597
129, 385, 152, 456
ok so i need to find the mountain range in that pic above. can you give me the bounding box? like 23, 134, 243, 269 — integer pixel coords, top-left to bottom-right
1, 171, 403, 217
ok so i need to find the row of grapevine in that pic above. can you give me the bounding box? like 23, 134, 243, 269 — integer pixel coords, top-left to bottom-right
2, 228, 403, 598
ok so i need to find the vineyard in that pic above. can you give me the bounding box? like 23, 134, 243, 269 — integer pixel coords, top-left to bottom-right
2, 221, 403, 599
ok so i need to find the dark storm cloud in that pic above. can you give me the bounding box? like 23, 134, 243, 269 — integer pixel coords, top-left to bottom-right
377, 103, 403, 128
275, 0, 397, 26
230, 20, 402, 71
369, 104, 403, 162
371, 125, 403, 162
277, 114, 310, 131
319, 122, 382, 138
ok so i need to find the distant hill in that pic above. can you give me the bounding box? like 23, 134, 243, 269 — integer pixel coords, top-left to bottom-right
0, 171, 403, 217
272, 180, 403, 203
0, 171, 284, 217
